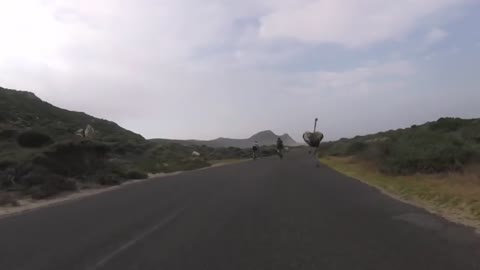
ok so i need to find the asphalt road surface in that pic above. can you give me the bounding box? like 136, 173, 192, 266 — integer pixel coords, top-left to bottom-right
1, 149, 479, 270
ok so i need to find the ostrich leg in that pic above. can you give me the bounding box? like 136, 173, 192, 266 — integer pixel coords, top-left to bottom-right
314, 146, 321, 167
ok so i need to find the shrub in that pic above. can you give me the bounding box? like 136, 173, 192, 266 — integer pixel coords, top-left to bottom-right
323, 117, 480, 175
17, 130, 53, 148
33, 140, 110, 177
111, 141, 149, 155
429, 117, 466, 132
125, 170, 148, 180
21, 168, 50, 186
0, 129, 17, 140
97, 174, 122, 186
346, 141, 368, 155
25, 173, 77, 199
326, 142, 350, 156
0, 159, 16, 170
380, 140, 472, 175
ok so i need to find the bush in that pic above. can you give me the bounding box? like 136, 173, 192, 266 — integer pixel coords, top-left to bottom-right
111, 141, 149, 155
33, 140, 110, 177
0, 129, 17, 140
0, 159, 16, 170
97, 174, 122, 186
25, 172, 77, 199
346, 142, 368, 155
21, 168, 50, 186
17, 130, 53, 148
125, 170, 148, 180
322, 118, 480, 175
429, 117, 466, 132
325, 142, 350, 156
380, 140, 473, 175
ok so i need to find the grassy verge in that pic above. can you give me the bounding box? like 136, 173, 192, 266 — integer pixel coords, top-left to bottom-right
209, 159, 248, 166
321, 156, 480, 229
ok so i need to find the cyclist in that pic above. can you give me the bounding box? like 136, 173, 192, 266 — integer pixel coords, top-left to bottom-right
276, 137, 284, 159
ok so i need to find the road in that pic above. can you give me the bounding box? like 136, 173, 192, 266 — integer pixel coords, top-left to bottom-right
0, 149, 479, 270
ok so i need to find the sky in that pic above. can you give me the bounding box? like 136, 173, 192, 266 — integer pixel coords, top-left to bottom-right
0, 0, 479, 141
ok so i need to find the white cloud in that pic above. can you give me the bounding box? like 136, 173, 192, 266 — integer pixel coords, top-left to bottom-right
259, 0, 466, 48
0, 0, 478, 141
294, 61, 414, 96
425, 28, 449, 45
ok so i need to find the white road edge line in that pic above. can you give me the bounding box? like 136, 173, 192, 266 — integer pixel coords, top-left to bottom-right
87, 207, 186, 270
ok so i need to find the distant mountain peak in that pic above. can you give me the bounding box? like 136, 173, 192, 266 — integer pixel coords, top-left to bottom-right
154, 130, 299, 148
250, 130, 277, 140
248, 130, 298, 146
251, 130, 275, 136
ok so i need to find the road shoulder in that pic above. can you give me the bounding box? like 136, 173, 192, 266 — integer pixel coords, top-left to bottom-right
321, 156, 480, 232
0, 159, 249, 219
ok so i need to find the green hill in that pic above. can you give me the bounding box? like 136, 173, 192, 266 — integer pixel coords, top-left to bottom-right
0, 87, 144, 143
0, 87, 272, 201
320, 117, 480, 174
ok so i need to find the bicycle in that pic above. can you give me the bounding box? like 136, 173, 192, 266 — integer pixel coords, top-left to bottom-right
277, 148, 284, 160
252, 146, 259, 160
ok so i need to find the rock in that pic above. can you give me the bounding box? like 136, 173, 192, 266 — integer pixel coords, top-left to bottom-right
75, 129, 84, 137
75, 125, 96, 138
84, 124, 95, 138
192, 151, 201, 157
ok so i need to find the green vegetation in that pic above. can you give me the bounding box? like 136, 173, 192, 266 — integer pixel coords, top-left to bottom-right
319, 117, 480, 227
1, 87, 274, 200
16, 130, 54, 148
0, 87, 144, 143
320, 117, 480, 175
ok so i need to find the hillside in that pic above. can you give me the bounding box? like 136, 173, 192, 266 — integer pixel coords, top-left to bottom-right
320, 118, 480, 226
0, 87, 144, 143
0, 87, 274, 202
320, 117, 480, 174
152, 130, 299, 148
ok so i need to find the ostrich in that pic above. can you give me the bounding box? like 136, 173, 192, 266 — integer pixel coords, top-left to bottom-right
303, 118, 324, 166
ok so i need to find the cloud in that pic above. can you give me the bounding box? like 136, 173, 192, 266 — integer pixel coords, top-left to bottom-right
425, 28, 449, 45
259, 0, 466, 48
292, 61, 414, 97
0, 0, 478, 141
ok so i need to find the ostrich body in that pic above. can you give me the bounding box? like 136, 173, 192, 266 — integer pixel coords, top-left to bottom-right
303, 118, 324, 166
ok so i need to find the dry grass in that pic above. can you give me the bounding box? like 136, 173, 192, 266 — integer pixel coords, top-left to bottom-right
321, 156, 480, 229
